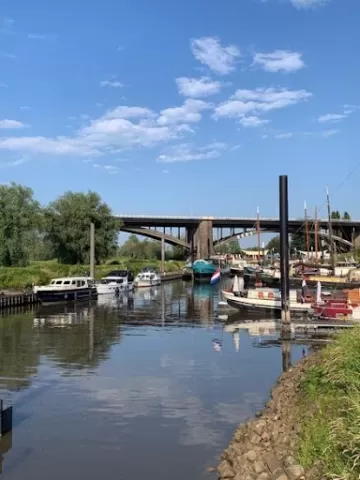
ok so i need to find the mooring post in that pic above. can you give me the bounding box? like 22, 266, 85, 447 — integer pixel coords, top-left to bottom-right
279, 175, 291, 333
0, 400, 12, 437
90, 222, 95, 280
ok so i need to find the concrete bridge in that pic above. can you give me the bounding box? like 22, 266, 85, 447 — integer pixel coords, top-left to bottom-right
117, 215, 360, 259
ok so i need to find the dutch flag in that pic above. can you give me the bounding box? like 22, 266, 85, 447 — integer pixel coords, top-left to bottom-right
210, 268, 221, 284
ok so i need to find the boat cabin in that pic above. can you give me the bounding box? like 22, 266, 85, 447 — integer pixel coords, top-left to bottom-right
47, 277, 94, 289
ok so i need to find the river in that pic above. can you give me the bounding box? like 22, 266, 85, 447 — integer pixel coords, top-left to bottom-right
0, 280, 307, 479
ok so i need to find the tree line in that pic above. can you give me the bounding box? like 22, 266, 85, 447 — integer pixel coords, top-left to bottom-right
0, 183, 120, 267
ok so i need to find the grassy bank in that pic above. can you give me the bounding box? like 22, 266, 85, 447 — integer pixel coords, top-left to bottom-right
297, 328, 360, 479
0, 258, 185, 290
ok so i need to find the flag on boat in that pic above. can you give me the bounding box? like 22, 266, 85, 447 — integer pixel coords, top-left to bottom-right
301, 279, 307, 303
210, 269, 221, 284
212, 339, 222, 352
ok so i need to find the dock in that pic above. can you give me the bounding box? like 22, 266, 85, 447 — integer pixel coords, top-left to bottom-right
160, 271, 184, 282
0, 293, 39, 310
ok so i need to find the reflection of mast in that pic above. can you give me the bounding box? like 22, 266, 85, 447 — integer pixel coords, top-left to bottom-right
161, 287, 165, 327
89, 308, 94, 360
233, 331, 240, 352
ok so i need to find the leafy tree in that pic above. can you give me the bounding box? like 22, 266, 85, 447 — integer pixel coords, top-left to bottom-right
343, 211, 351, 220
44, 191, 119, 264
331, 210, 341, 219
215, 239, 241, 255
0, 183, 41, 266
266, 236, 280, 253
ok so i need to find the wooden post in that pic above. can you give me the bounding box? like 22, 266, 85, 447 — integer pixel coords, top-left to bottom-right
256, 207, 261, 263
304, 201, 310, 260
161, 237, 165, 274
314, 207, 318, 262
90, 222, 95, 279
279, 176, 291, 329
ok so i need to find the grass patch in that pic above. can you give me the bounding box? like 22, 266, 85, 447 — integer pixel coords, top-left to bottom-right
0, 258, 185, 290
297, 328, 360, 479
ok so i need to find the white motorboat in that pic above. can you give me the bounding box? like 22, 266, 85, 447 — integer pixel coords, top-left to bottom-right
134, 267, 161, 288
33, 277, 98, 304
96, 270, 135, 295
222, 287, 312, 316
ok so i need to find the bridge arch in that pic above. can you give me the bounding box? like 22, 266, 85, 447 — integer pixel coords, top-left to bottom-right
120, 226, 190, 249
214, 229, 353, 250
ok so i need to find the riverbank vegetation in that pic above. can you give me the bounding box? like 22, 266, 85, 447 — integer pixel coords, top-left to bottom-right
297, 328, 360, 479
0, 258, 185, 290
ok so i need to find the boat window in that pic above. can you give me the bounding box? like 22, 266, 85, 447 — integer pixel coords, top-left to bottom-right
50, 280, 56, 285
72, 280, 77, 285
63, 280, 71, 285
55, 280, 63, 285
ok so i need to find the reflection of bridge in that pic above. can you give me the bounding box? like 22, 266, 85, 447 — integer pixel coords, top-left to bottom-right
118, 215, 360, 259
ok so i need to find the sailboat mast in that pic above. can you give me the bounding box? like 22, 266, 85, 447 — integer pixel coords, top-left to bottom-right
304, 201, 310, 260
314, 207, 318, 263
326, 186, 336, 273
257, 206, 261, 263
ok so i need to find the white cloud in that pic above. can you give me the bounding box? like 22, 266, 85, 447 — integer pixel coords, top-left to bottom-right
275, 132, 293, 139
0, 83, 8, 88
290, 0, 329, 8
0, 119, 26, 129
157, 99, 211, 125
176, 76, 222, 98
157, 142, 228, 163
343, 104, 360, 115
318, 113, 347, 123
253, 50, 305, 73
0, 52, 16, 59
0, 17, 15, 35
238, 116, 269, 128
100, 80, 124, 88
322, 129, 339, 137
190, 37, 240, 75
0, 103, 193, 157
27, 33, 57, 40
93, 163, 119, 174
214, 87, 311, 119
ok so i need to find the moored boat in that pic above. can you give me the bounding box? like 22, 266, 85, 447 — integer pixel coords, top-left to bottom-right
33, 277, 98, 304
96, 269, 135, 295
191, 259, 217, 282
134, 267, 161, 288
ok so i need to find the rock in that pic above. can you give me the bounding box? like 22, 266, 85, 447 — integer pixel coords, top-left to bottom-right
283, 456, 296, 468
218, 460, 235, 478
253, 420, 267, 435
249, 431, 262, 445
261, 431, 270, 441
244, 450, 257, 462
256, 473, 270, 480
253, 461, 266, 474
255, 411, 262, 418
286, 465, 305, 480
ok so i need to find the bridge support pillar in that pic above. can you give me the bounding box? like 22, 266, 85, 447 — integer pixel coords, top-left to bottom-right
194, 220, 214, 259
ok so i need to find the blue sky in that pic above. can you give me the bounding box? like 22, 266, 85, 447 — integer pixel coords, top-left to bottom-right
0, 0, 359, 220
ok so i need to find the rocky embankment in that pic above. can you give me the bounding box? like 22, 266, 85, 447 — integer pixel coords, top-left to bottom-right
217, 355, 319, 480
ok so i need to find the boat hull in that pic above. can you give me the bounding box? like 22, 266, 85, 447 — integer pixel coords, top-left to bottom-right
222, 291, 311, 317
245, 273, 360, 290
134, 279, 161, 288
96, 282, 133, 294
37, 287, 98, 304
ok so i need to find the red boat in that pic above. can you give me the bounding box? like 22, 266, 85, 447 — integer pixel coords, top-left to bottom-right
312, 299, 360, 321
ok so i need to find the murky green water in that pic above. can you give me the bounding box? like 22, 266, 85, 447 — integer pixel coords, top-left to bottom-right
0, 280, 307, 479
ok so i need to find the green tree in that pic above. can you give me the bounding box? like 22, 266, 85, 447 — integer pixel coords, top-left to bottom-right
266, 235, 280, 253
45, 191, 119, 264
343, 211, 351, 220
331, 210, 341, 219
0, 183, 41, 266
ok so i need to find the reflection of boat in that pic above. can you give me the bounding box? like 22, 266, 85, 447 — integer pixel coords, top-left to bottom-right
96, 270, 134, 294
33, 304, 91, 327
134, 267, 161, 288
33, 277, 98, 304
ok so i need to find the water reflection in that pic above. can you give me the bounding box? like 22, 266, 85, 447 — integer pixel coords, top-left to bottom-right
0, 432, 12, 474
0, 280, 308, 480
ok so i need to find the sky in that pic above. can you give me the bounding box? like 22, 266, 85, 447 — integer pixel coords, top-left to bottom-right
0, 0, 359, 221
